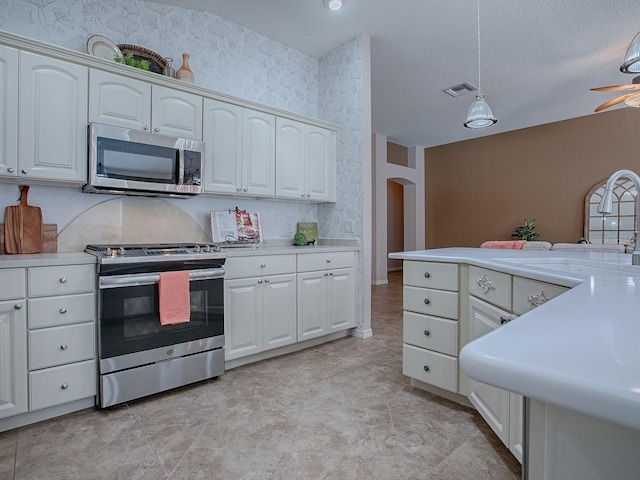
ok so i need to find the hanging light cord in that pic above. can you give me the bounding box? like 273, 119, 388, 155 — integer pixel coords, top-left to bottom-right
476, 0, 482, 95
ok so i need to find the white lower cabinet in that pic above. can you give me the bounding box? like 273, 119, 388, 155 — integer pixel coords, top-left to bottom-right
224, 255, 297, 360
297, 252, 356, 341
0, 298, 28, 420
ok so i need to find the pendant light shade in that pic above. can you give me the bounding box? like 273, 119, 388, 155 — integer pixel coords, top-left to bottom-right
464, 0, 496, 129
621, 31, 640, 74
464, 95, 497, 128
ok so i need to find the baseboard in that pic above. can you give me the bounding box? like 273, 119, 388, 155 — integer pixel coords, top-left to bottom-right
352, 327, 373, 339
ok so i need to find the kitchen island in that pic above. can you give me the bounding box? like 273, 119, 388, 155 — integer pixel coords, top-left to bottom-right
389, 247, 640, 480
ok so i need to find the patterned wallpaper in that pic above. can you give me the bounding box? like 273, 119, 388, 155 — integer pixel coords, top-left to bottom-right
0, 0, 368, 331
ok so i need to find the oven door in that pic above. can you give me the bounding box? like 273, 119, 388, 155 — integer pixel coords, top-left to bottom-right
98, 268, 224, 370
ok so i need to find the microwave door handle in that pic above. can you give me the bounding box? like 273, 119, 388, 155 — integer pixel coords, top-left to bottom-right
177, 149, 185, 185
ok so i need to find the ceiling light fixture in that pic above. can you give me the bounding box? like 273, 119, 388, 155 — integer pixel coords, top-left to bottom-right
620, 31, 640, 74
324, 0, 344, 10
464, 0, 497, 129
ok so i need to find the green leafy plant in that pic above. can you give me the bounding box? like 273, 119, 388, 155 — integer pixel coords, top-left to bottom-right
511, 218, 540, 241
114, 54, 150, 71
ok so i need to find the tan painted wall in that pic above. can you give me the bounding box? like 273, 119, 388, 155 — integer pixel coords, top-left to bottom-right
424, 108, 640, 248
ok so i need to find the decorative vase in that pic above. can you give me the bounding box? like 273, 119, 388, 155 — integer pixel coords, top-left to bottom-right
162, 57, 175, 78
176, 53, 194, 83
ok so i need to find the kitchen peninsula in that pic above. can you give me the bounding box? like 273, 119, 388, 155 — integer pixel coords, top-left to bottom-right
389, 247, 640, 480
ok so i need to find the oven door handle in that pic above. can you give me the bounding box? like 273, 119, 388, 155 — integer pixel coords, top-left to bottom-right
99, 268, 225, 289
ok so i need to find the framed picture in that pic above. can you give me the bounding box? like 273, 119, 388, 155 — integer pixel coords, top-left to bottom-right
211, 209, 263, 245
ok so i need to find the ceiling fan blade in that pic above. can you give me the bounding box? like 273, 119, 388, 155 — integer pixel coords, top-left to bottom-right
591, 84, 640, 92
624, 91, 640, 107
594, 94, 631, 112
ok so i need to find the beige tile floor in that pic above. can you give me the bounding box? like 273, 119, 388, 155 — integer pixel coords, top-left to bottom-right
0, 271, 521, 479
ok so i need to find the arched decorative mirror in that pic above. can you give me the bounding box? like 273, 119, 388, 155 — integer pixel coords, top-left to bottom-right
584, 179, 637, 245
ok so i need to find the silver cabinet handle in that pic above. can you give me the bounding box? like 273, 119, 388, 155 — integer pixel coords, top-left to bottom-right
423, 365, 430, 372
301, 194, 306, 198
60, 344, 68, 350
14, 304, 22, 310
423, 298, 430, 305
423, 329, 430, 336
265, 279, 270, 283
154, 127, 160, 132
21, 169, 28, 174
59, 277, 67, 284
306, 194, 311, 198
258, 279, 263, 284
500, 316, 511, 325
324, 273, 329, 276
7, 167, 14, 173
326, 259, 331, 263
236, 188, 242, 192
424, 272, 431, 278
243, 188, 248, 192
329, 272, 334, 276
476, 275, 496, 295
527, 291, 551, 308
144, 125, 150, 130
61, 383, 69, 390
60, 308, 67, 314
260, 264, 266, 268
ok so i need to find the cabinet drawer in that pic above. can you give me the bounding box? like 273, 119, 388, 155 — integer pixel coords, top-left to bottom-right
0, 268, 25, 300
224, 255, 296, 279
29, 359, 96, 411
403, 261, 458, 291
403, 286, 458, 319
512, 276, 569, 315
468, 266, 512, 310
403, 311, 458, 356
29, 322, 95, 370
28, 292, 95, 329
28, 264, 95, 297
297, 251, 354, 272
402, 344, 458, 392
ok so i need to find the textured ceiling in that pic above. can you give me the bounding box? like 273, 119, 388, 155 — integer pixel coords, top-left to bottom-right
146, 0, 640, 147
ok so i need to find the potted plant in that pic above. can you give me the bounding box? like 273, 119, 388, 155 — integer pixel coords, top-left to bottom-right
511, 218, 540, 241
114, 54, 150, 71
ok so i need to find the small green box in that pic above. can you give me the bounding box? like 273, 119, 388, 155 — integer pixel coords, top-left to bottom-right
296, 222, 318, 243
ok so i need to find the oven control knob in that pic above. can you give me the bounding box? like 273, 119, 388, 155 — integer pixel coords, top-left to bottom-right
194, 245, 201, 253
106, 247, 112, 257
203, 245, 211, 252
118, 247, 125, 256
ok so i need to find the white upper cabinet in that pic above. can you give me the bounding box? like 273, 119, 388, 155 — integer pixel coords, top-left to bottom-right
18, 52, 88, 182
0, 46, 18, 178
275, 117, 336, 202
89, 69, 202, 140
202, 99, 275, 197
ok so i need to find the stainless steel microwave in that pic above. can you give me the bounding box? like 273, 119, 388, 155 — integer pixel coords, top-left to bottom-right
83, 123, 205, 197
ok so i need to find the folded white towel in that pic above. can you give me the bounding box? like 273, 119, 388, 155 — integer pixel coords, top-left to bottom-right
523, 241, 552, 251
551, 243, 625, 253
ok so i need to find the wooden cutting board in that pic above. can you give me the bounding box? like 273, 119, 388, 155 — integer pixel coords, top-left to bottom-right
4, 185, 43, 254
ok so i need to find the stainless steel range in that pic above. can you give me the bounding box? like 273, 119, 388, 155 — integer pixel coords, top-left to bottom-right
86, 243, 226, 408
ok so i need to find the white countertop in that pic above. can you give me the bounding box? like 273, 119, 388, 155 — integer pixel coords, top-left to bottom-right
389, 247, 640, 431
0, 252, 96, 267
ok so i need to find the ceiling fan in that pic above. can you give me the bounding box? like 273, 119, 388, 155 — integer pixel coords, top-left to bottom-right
591, 76, 640, 112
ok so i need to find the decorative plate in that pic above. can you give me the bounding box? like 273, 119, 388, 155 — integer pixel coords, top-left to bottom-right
117, 44, 168, 74
86, 35, 122, 61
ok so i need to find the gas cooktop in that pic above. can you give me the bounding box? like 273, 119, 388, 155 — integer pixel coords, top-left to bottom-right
85, 243, 226, 265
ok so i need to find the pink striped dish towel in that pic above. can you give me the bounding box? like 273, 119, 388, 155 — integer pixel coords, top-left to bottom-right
480, 240, 527, 250
159, 271, 191, 325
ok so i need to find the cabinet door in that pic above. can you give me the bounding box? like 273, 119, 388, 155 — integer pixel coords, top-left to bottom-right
467, 296, 511, 444
202, 99, 242, 194
0, 45, 18, 178
224, 277, 262, 360
152, 85, 202, 139
0, 299, 28, 419
89, 69, 151, 131
275, 117, 306, 199
262, 274, 297, 351
509, 393, 524, 463
19, 52, 88, 182
306, 125, 336, 202
242, 109, 276, 197
327, 267, 355, 332
297, 270, 328, 341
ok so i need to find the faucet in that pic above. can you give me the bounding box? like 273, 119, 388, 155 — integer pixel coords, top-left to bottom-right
597, 169, 640, 265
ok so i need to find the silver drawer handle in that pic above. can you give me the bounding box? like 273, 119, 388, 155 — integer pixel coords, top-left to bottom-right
500, 316, 511, 325
258, 279, 263, 284
476, 275, 495, 295
265, 279, 270, 283
527, 291, 551, 308
61, 383, 69, 390
60, 308, 68, 314
14, 304, 22, 310
60, 344, 68, 350
326, 259, 331, 263
423, 365, 430, 372
424, 272, 431, 278
59, 277, 67, 284
260, 264, 266, 268
423, 298, 430, 305
7, 167, 15, 173
423, 329, 431, 336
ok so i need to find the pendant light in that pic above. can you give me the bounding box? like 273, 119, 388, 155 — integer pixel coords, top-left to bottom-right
464, 0, 497, 129
620, 31, 640, 74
